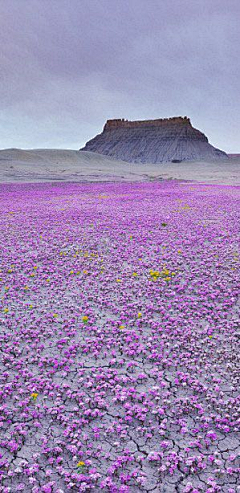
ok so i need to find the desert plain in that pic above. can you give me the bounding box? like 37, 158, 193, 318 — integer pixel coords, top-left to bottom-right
0, 149, 240, 185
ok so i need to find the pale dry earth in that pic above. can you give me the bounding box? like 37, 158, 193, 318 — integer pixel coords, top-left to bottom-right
0, 149, 239, 185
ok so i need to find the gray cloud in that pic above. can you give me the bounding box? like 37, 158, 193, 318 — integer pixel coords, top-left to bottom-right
0, 0, 239, 151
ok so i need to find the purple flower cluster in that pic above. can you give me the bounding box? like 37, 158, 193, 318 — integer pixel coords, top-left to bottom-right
0, 181, 239, 492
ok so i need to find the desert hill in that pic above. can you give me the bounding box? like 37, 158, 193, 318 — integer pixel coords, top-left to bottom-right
81, 117, 227, 163
0, 148, 129, 182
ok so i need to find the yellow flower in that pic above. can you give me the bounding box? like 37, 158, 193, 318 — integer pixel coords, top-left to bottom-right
83, 270, 88, 275
70, 270, 74, 275
30, 273, 35, 277
24, 285, 29, 290
116, 279, 122, 283
137, 312, 142, 319
82, 315, 88, 323
7, 269, 13, 273
3, 308, 9, 313
33, 266, 38, 270
132, 272, 138, 277
77, 461, 85, 467
150, 270, 160, 278
178, 249, 182, 254
31, 392, 38, 400
53, 313, 58, 318
119, 325, 125, 330
46, 278, 50, 283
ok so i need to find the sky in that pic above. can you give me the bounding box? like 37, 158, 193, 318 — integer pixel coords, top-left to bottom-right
0, 0, 239, 152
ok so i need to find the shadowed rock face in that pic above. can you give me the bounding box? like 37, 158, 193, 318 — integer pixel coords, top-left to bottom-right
81, 117, 228, 163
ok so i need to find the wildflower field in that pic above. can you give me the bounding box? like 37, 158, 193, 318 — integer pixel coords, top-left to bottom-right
0, 181, 239, 492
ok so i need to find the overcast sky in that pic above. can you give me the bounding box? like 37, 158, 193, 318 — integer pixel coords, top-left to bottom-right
0, 0, 239, 152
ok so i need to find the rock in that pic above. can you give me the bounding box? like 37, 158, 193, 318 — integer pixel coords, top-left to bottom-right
81, 116, 228, 163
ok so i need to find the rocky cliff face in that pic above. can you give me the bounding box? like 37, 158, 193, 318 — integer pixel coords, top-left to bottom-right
81, 117, 227, 163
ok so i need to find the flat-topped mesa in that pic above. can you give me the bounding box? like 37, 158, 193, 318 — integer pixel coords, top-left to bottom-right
81, 116, 228, 163
104, 116, 191, 131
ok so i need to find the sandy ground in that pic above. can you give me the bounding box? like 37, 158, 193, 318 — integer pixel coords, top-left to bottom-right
0, 148, 239, 184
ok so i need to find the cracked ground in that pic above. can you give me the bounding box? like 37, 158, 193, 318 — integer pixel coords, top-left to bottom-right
0, 181, 239, 492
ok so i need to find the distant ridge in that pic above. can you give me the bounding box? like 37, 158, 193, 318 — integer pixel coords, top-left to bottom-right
81, 116, 228, 163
